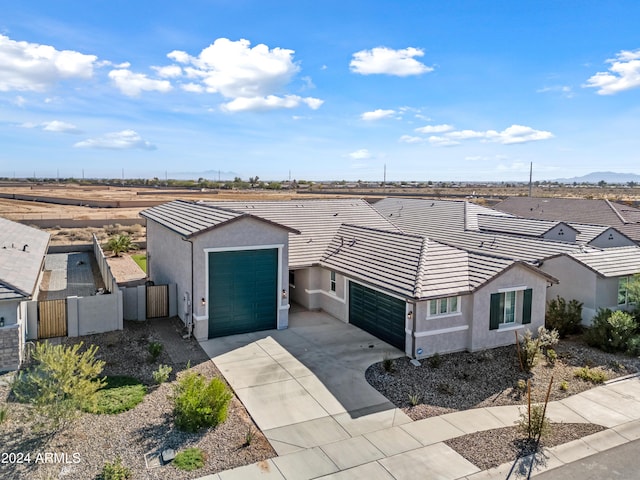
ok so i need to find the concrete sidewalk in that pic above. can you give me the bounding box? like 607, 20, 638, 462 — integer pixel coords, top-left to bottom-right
198, 312, 640, 479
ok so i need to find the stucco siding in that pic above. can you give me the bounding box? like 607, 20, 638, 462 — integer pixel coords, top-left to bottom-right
0, 300, 19, 326
470, 265, 548, 352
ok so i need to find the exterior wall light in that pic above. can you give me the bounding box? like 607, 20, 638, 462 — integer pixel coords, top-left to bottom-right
407, 311, 413, 320
282, 289, 287, 299
0, 317, 4, 327
201, 298, 206, 306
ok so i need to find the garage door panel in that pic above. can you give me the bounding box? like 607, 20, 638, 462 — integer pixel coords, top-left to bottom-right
349, 282, 405, 350
208, 249, 277, 338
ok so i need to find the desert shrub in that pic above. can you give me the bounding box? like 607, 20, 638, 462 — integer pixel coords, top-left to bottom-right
516, 379, 527, 392
381, 353, 394, 373
546, 296, 583, 338
428, 352, 442, 369
173, 448, 205, 471
104, 233, 138, 257
84, 376, 146, 414
0, 406, 7, 425
545, 348, 558, 366
559, 380, 569, 391
518, 404, 550, 440
173, 372, 232, 432
627, 335, 640, 356
408, 392, 421, 406
518, 326, 557, 372
100, 457, 131, 480
12, 342, 105, 431
244, 426, 255, 446
148, 342, 163, 362
437, 382, 454, 395
574, 366, 607, 384
152, 364, 172, 384
584, 309, 638, 353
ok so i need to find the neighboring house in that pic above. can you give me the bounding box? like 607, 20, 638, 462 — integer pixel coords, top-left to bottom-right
494, 196, 640, 244
0, 217, 50, 371
142, 199, 556, 358
374, 197, 640, 324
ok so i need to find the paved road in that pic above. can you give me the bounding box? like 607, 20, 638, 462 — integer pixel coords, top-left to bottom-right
534, 438, 640, 480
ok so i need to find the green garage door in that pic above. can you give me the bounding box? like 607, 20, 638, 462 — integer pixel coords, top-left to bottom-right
208, 249, 278, 338
349, 282, 406, 350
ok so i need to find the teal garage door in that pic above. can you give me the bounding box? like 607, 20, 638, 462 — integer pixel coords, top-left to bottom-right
208, 249, 278, 338
349, 282, 406, 350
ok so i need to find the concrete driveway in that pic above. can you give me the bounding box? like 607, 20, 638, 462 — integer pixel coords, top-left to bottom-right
199, 309, 412, 456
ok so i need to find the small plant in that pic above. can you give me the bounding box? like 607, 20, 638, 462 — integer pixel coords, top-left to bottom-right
516, 379, 527, 391
173, 372, 232, 432
574, 366, 607, 384
104, 234, 138, 257
153, 364, 173, 384
408, 392, 421, 407
585, 309, 638, 353
518, 404, 551, 440
173, 448, 205, 471
84, 376, 146, 414
244, 426, 255, 446
559, 380, 569, 391
428, 352, 442, 369
148, 342, 163, 362
626, 335, 640, 356
0, 406, 7, 425
516, 327, 559, 372
455, 370, 471, 381
381, 353, 394, 373
100, 457, 131, 480
437, 382, 454, 395
545, 348, 557, 366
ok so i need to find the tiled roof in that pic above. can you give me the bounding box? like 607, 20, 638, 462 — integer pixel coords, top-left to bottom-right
140, 200, 299, 238
546, 246, 640, 278
0, 217, 50, 300
199, 199, 400, 267
494, 197, 640, 243
320, 224, 541, 299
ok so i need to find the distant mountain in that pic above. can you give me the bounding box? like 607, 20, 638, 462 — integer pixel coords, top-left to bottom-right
554, 171, 640, 184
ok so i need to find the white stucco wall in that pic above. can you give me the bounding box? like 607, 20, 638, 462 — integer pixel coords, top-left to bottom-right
589, 229, 635, 248
470, 265, 549, 352
0, 299, 20, 326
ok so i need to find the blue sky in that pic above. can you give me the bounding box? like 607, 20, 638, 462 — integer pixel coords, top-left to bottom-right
1, 1, 640, 182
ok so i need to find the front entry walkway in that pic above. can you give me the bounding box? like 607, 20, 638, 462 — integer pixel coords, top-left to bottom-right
199, 310, 411, 456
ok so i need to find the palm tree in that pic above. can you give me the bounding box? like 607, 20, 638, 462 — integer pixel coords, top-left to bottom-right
104, 234, 138, 257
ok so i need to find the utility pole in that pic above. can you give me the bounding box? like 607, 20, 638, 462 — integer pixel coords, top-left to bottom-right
529, 162, 533, 197
383, 164, 386, 186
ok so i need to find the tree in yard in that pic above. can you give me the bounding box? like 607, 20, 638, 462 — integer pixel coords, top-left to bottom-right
104, 234, 138, 257
12, 342, 106, 431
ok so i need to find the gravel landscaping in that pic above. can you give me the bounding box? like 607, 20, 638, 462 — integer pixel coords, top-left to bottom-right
0, 318, 275, 480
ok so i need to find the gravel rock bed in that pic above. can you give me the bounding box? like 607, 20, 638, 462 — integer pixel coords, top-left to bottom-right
445, 423, 606, 471
0, 318, 275, 480
366, 335, 640, 420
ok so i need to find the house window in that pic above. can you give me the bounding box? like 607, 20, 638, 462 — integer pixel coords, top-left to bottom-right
330, 271, 336, 292
428, 296, 461, 317
618, 277, 629, 305
490, 288, 532, 330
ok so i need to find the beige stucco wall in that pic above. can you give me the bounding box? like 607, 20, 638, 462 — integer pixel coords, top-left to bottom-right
148, 217, 291, 341
470, 265, 549, 352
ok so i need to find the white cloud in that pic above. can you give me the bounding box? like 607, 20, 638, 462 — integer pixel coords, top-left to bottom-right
74, 130, 156, 150
445, 125, 553, 145
152, 65, 182, 78
415, 124, 454, 134
108, 69, 173, 97
0, 34, 97, 92
350, 46, 433, 76
399, 135, 424, 144
536, 85, 574, 98
497, 161, 529, 172
361, 109, 396, 121
164, 38, 321, 112
584, 49, 640, 95
21, 120, 81, 134
13, 95, 26, 107
428, 136, 460, 147
348, 149, 371, 159
221, 94, 323, 112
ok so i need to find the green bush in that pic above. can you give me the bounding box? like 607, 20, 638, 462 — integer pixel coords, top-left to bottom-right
173, 372, 232, 432
152, 364, 173, 384
173, 448, 205, 471
12, 342, 105, 431
100, 457, 131, 480
574, 366, 607, 384
545, 348, 558, 366
584, 309, 638, 353
381, 353, 394, 373
148, 342, 163, 362
518, 327, 558, 372
627, 335, 640, 356
546, 296, 583, 338
428, 352, 442, 369
559, 380, 569, 391
0, 406, 7, 425
518, 404, 550, 440
84, 376, 146, 414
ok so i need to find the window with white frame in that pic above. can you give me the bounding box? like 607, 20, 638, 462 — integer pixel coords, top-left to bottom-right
428, 296, 460, 317
330, 271, 336, 292
618, 276, 630, 305
489, 288, 532, 330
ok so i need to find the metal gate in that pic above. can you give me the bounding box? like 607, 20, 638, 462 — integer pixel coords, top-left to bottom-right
38, 299, 67, 338
146, 284, 169, 318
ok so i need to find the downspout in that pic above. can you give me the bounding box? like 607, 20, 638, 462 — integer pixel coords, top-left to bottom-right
181, 236, 195, 338
409, 300, 417, 359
